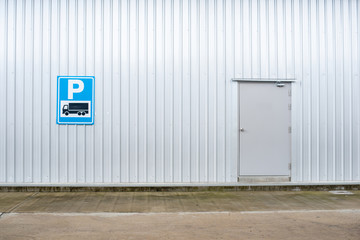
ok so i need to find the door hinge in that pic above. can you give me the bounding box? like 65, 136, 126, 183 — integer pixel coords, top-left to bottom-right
288, 89, 292, 96
288, 163, 292, 170
288, 126, 292, 133
288, 104, 292, 110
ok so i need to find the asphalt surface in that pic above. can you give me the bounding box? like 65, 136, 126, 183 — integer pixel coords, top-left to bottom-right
0, 191, 359, 239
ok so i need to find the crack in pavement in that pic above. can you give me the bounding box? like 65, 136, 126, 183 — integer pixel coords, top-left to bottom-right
5, 192, 39, 213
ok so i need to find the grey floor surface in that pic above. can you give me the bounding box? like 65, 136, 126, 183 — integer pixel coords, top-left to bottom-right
0, 191, 359, 239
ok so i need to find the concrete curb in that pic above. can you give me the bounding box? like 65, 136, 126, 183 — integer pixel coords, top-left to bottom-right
0, 184, 359, 192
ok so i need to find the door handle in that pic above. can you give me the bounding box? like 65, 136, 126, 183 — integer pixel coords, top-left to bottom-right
240, 128, 244, 132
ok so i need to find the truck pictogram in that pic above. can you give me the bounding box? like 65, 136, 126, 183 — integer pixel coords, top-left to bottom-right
62, 102, 89, 116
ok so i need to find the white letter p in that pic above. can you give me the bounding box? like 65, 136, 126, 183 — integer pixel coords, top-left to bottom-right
68, 80, 84, 99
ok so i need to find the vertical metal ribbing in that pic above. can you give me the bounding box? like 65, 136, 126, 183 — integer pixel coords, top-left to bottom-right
179, 0, 183, 182
205, 0, 209, 182
101, 0, 104, 182
358, 0, 360, 181
0, 0, 8, 182
171, 0, 175, 182
1, 0, 360, 184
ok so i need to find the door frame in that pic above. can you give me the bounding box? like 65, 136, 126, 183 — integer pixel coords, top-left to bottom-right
233, 78, 295, 182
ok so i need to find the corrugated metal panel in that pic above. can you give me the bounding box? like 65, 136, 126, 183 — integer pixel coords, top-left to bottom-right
0, 0, 359, 183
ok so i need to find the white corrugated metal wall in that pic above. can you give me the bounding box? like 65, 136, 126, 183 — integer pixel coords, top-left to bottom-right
0, 0, 359, 184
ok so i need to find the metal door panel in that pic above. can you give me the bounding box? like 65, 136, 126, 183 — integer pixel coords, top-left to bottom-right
239, 82, 291, 176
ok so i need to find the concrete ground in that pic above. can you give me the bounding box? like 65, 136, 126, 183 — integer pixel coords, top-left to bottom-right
0, 191, 359, 239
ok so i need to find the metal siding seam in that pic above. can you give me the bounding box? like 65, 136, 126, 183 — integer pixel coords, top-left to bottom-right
112, 0, 115, 182
332, 0, 336, 180
173, 0, 180, 182
107, 0, 113, 182
303, 0, 309, 181
111, 0, 119, 182
93, 0, 101, 182
323, 0, 329, 181
231, 0, 238, 181
196, 0, 200, 182
348, 0, 353, 181
350, 0, 356, 180
321, 0, 329, 181
5, 0, 11, 182
299, 0, 304, 181
26, 0, 33, 182
197, 0, 200, 182
42, 0, 50, 182
52, 0, 60, 183
214, 0, 218, 182
233, 0, 238, 179
118, 0, 123, 182
358, 0, 360, 180
324, 0, 329, 181
171, 0, 175, 182
180, 0, 184, 182
9, 0, 13, 183
187, 0, 190, 182
85, 1, 96, 182
163, 0, 169, 182
334, 0, 340, 180
13, 0, 18, 183
138, 0, 147, 182
197, 0, 201, 182
122, 0, 127, 182
146, 0, 149, 182
161, 0, 165, 182
218, 0, 223, 181
346, 0, 353, 180
101, 0, 104, 182
224, 0, 229, 182
40, 0, 44, 182
136, 0, 139, 182
327, 0, 332, 180
309, 0, 314, 181
19, 0, 25, 182
215, 0, 220, 181
0, 0, 6, 182
204, 0, 209, 181
103, 0, 111, 182
188, 0, 194, 182
104, 0, 107, 181
316, 0, 321, 181
15, 0, 24, 182
306, 0, 311, 181
206, 0, 210, 181
146, 0, 155, 182
291, 0, 304, 181
137, 0, 140, 182
5, 0, 8, 182
127, 0, 131, 182
181, 0, 184, 182
340, 0, 345, 180
145, 0, 151, 182
208, 0, 214, 181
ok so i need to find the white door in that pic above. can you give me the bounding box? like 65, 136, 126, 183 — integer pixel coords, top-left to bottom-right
239, 82, 291, 177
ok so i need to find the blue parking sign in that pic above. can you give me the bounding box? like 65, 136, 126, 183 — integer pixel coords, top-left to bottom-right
57, 76, 95, 125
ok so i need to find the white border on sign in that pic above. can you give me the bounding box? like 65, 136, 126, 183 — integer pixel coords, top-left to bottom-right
57, 76, 95, 125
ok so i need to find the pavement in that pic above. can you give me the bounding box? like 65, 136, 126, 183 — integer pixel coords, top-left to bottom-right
0, 190, 360, 239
